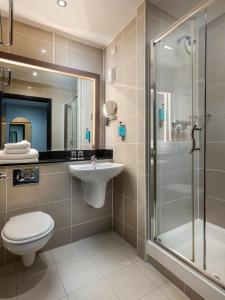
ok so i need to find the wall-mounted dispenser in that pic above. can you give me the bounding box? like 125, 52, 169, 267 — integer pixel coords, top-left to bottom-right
118, 122, 126, 141
102, 101, 117, 126
107, 68, 116, 83
85, 128, 91, 142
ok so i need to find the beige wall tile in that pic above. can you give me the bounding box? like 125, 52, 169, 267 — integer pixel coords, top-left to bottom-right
0, 247, 5, 265
138, 205, 145, 240
123, 171, 137, 201
124, 224, 137, 248
43, 227, 71, 251
0, 179, 6, 211
124, 196, 137, 230
113, 217, 124, 237
72, 192, 112, 225
14, 21, 53, 42
9, 33, 53, 63
72, 216, 112, 241
7, 199, 71, 230
7, 173, 71, 210
113, 192, 123, 221
124, 58, 137, 87
137, 238, 145, 260
123, 29, 136, 64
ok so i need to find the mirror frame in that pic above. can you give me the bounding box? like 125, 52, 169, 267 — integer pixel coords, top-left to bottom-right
0, 51, 101, 150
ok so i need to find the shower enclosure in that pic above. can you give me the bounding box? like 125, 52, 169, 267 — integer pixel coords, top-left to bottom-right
148, 0, 225, 293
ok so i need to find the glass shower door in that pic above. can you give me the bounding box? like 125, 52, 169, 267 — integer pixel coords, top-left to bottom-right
153, 12, 206, 263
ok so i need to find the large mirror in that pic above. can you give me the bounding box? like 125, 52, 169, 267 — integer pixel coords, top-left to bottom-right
0, 54, 100, 151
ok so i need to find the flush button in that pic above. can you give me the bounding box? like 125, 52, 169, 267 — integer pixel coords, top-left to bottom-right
13, 167, 39, 186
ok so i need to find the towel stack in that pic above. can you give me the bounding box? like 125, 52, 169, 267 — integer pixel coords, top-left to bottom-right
0, 140, 39, 164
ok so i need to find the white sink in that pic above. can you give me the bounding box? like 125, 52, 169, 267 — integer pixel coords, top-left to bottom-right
69, 162, 124, 208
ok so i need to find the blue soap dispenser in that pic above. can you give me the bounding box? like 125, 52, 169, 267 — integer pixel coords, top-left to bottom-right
118, 122, 126, 141
85, 128, 91, 142
159, 103, 165, 128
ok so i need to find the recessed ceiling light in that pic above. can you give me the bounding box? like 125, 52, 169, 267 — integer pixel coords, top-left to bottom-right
41, 49, 46, 53
57, 0, 67, 7
32, 71, 38, 76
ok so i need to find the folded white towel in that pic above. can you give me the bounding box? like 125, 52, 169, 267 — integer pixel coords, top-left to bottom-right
0, 158, 39, 165
4, 148, 30, 154
4, 140, 31, 150
0, 149, 39, 160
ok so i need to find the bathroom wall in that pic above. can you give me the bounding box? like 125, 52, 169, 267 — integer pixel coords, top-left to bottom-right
0, 18, 110, 265
0, 163, 112, 265
104, 1, 176, 258
205, 10, 225, 229
104, 2, 146, 258
0, 18, 104, 147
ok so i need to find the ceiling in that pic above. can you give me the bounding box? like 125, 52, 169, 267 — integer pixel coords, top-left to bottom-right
0, 0, 141, 48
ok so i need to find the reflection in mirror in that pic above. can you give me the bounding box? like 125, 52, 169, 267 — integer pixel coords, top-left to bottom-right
0, 60, 96, 151
1, 95, 51, 151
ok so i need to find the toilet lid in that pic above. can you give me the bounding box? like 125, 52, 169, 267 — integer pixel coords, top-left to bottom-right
2, 211, 54, 242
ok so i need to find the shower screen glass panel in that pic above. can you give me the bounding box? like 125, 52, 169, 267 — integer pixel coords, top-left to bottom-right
154, 12, 206, 263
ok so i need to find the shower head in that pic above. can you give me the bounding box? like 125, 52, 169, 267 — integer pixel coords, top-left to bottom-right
177, 35, 194, 55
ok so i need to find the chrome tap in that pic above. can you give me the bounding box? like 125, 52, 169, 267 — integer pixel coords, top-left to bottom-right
91, 155, 97, 168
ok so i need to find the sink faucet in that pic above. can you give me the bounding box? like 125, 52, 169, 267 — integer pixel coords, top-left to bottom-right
91, 155, 97, 168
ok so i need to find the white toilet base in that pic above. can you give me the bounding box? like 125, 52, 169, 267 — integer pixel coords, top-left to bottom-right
2, 230, 54, 267
22, 253, 35, 267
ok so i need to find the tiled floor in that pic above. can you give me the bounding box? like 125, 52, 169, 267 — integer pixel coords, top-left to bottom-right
0, 231, 190, 300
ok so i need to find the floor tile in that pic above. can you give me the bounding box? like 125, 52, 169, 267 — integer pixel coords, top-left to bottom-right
74, 234, 115, 256
102, 231, 128, 246
0, 263, 17, 298
135, 260, 168, 287
91, 247, 131, 275
160, 282, 190, 300
141, 288, 169, 300
17, 271, 66, 300
57, 257, 101, 294
106, 264, 156, 300
68, 278, 118, 300
16, 251, 56, 284
51, 243, 87, 266
117, 241, 140, 263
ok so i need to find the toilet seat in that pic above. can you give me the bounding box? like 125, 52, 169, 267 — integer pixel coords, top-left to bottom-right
1, 211, 54, 245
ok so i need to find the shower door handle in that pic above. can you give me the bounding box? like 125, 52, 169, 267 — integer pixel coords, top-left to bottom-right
190, 124, 201, 153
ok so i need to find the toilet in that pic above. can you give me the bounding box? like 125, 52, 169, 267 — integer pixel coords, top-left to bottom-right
1, 211, 54, 267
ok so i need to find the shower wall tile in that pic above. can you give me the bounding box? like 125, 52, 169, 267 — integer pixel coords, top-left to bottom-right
206, 143, 225, 171
157, 197, 192, 233
206, 170, 225, 201
206, 196, 225, 228
207, 84, 225, 115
